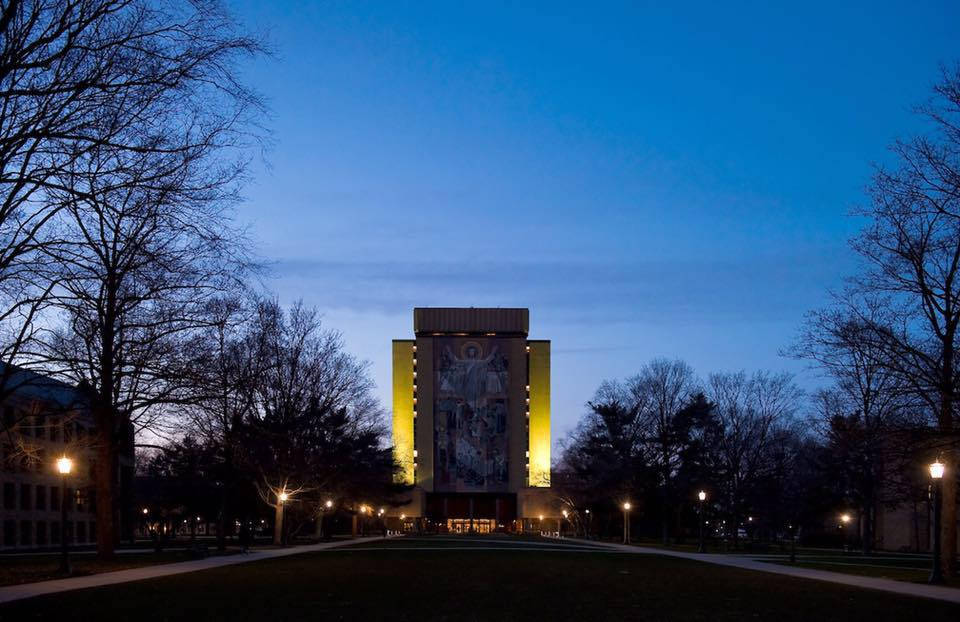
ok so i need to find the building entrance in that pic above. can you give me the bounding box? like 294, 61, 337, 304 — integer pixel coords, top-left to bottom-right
447, 519, 496, 534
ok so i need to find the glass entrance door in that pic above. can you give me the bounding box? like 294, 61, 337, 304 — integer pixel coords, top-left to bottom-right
446, 519, 495, 533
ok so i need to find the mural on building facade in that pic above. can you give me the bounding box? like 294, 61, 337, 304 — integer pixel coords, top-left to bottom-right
434, 338, 509, 491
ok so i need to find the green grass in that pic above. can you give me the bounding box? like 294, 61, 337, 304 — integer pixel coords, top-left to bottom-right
0, 536, 956, 621
0, 549, 240, 587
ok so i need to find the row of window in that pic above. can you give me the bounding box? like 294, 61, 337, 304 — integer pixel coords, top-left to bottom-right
1, 519, 97, 547
2, 406, 92, 443
2, 482, 94, 513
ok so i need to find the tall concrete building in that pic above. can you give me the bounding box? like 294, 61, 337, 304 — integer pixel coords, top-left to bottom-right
392, 308, 555, 532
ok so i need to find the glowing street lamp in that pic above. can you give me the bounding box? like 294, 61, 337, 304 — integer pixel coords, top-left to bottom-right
56, 456, 73, 574
560, 509, 568, 538
622, 502, 632, 545
929, 459, 945, 585
274, 490, 290, 546
697, 490, 707, 553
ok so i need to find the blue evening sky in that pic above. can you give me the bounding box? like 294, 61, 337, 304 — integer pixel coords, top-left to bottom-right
229, 0, 959, 451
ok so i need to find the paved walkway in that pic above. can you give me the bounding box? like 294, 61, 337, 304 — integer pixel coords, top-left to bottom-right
572, 538, 960, 604
0, 537, 384, 605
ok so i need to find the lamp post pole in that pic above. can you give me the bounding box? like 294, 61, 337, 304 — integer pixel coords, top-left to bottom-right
56, 456, 73, 575
929, 459, 945, 585
622, 502, 631, 545
697, 491, 706, 553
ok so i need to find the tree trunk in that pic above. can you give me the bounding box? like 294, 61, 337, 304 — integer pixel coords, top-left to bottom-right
939, 364, 956, 578
94, 403, 116, 560
941, 447, 956, 578
273, 504, 284, 545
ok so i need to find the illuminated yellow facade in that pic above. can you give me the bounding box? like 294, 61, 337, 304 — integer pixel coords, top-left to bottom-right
392, 339, 415, 485
527, 340, 551, 488
391, 308, 555, 528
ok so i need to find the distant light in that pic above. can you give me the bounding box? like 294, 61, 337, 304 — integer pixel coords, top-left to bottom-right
539, 515, 544, 521
56, 456, 73, 475
930, 461, 945, 480
585, 509, 590, 514
142, 508, 149, 515
279, 492, 289, 502
562, 510, 568, 518
840, 513, 851, 524
698, 490, 706, 502
623, 502, 631, 511
325, 500, 333, 509
400, 514, 406, 520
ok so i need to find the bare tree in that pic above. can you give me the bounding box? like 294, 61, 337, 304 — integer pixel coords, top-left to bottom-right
707, 370, 803, 549
790, 305, 923, 552
841, 65, 960, 574
239, 299, 391, 542
179, 297, 265, 550
0, 1, 265, 416
623, 358, 700, 543
21, 0, 266, 556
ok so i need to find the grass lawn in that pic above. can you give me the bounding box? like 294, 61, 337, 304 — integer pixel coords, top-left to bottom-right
0, 536, 956, 621
0, 549, 240, 587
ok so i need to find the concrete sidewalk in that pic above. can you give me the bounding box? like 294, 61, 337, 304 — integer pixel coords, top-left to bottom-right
0, 537, 383, 605
575, 539, 960, 604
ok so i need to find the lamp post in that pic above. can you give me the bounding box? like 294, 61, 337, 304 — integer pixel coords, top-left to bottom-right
275, 490, 289, 546
561, 509, 568, 538
319, 499, 333, 540
622, 502, 631, 545
929, 459, 945, 585
697, 490, 707, 553
585, 508, 591, 539
840, 513, 851, 553
56, 456, 73, 575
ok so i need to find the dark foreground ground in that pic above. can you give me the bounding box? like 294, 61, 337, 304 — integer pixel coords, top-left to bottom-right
0, 535, 956, 622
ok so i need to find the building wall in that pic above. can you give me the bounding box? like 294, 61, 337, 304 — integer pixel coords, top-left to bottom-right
414, 336, 435, 492
1, 397, 98, 550
391, 340, 415, 485
527, 341, 550, 488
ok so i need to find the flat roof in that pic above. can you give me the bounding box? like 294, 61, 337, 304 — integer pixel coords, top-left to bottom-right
413, 307, 529, 336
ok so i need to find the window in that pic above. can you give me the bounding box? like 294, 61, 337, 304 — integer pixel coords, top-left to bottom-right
50, 485, 60, 511
64, 520, 73, 544
89, 522, 96, 543
19, 483, 30, 511
50, 521, 60, 544
76, 521, 86, 543
3, 482, 14, 509
35, 485, 46, 510
3, 520, 14, 547
19, 520, 31, 545
36, 521, 47, 545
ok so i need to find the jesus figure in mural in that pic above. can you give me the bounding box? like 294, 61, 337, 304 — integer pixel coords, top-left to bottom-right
439, 343, 500, 406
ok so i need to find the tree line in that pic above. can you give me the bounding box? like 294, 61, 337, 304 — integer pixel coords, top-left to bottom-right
557, 66, 960, 576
